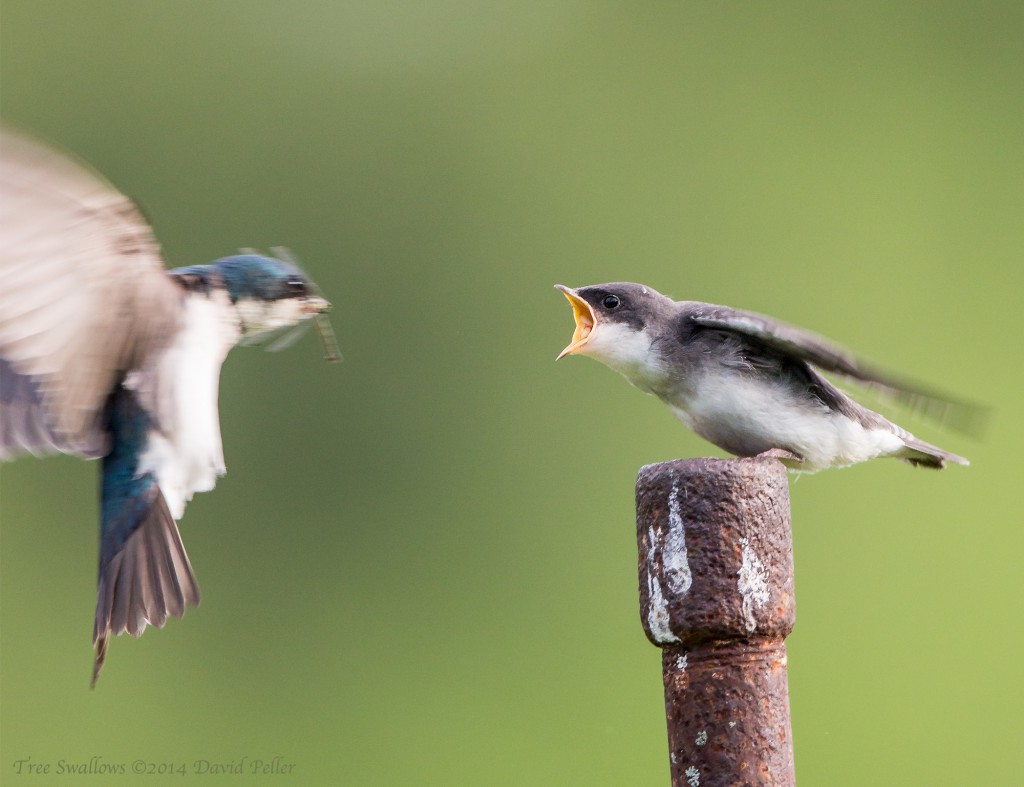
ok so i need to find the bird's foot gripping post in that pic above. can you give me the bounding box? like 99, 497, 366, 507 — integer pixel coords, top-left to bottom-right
636, 457, 796, 787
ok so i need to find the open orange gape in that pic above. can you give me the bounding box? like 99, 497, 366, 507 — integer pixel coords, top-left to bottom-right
554, 285, 596, 360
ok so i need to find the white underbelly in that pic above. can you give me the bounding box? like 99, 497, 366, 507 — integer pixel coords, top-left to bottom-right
666, 375, 904, 471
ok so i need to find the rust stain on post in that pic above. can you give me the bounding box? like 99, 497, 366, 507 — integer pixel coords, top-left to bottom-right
636, 457, 795, 786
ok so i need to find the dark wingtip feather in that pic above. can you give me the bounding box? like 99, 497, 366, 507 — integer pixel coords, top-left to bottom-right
91, 494, 200, 687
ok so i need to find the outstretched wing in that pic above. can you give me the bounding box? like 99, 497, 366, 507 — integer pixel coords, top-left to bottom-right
686, 303, 987, 434
0, 130, 201, 685
0, 128, 183, 458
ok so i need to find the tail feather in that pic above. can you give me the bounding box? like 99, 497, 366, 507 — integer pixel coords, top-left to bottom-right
897, 435, 970, 470
91, 493, 199, 688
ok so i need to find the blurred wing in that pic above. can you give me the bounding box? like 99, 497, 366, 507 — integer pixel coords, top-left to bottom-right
262, 319, 314, 352
687, 304, 988, 434
0, 129, 184, 458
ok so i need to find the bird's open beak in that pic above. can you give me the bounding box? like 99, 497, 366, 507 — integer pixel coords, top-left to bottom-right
555, 285, 596, 360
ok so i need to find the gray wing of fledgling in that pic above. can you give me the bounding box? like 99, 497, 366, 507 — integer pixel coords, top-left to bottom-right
686, 304, 989, 437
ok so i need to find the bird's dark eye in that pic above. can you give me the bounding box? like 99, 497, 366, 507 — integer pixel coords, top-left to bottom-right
602, 294, 621, 309
285, 277, 308, 296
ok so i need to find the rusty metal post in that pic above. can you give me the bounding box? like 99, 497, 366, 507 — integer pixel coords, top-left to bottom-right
636, 457, 796, 787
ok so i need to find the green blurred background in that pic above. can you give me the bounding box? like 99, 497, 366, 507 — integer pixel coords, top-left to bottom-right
2, 2, 1021, 784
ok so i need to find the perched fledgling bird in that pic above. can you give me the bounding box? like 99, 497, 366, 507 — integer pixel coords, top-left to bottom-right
556, 282, 977, 472
0, 130, 338, 686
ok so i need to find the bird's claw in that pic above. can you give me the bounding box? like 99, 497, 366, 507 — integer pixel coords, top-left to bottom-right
756, 448, 804, 465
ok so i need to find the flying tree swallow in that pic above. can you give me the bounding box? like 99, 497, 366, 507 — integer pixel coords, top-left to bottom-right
0, 130, 338, 686
556, 282, 977, 471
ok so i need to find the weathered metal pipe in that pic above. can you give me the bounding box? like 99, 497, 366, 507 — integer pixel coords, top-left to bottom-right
636, 457, 796, 787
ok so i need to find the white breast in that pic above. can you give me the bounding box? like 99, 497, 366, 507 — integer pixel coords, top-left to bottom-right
579, 322, 668, 395
130, 290, 240, 518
